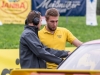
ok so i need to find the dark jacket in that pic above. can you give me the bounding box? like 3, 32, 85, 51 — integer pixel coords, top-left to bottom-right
19, 25, 69, 68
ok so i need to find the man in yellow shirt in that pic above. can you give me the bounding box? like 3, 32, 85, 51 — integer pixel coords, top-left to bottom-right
38, 8, 83, 69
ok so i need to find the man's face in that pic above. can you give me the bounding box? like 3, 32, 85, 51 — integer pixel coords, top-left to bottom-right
46, 16, 59, 31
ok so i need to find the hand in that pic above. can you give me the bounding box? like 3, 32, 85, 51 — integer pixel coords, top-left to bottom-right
68, 52, 71, 55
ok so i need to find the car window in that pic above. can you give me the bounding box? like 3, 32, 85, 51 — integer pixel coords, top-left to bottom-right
58, 44, 100, 70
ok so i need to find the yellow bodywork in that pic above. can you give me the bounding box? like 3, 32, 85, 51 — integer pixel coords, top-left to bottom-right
10, 69, 100, 75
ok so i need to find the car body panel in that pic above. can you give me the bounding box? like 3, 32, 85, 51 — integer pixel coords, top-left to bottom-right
58, 39, 100, 70
10, 69, 100, 75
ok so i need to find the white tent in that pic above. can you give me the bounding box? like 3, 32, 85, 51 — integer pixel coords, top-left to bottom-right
86, 0, 98, 26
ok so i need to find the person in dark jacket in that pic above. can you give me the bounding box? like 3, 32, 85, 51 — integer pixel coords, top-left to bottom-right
19, 10, 70, 68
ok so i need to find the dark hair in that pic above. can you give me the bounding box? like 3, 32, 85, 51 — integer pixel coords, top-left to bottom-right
25, 19, 27, 25
26, 10, 41, 24
45, 8, 59, 20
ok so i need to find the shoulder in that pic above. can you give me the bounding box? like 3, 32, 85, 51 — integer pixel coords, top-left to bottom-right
38, 28, 44, 33
38, 26, 45, 34
57, 27, 70, 32
21, 29, 35, 37
57, 27, 73, 35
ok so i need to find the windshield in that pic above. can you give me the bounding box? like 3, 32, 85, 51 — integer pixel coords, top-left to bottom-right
58, 44, 100, 70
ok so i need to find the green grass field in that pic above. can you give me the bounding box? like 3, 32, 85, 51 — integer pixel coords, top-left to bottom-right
0, 16, 100, 49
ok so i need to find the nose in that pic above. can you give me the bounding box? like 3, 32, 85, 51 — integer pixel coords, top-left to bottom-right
53, 21, 57, 26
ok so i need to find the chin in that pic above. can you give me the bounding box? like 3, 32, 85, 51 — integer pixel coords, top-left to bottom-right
52, 28, 56, 31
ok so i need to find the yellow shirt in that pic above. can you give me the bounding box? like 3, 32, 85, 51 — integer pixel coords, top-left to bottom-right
38, 26, 76, 69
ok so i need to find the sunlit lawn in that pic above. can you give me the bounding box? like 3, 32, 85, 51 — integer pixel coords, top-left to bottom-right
0, 16, 100, 49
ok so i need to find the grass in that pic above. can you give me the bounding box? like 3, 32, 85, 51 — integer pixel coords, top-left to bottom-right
0, 24, 24, 49
59, 16, 100, 47
0, 16, 100, 49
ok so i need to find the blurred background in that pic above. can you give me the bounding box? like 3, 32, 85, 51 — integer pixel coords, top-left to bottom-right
0, 0, 100, 75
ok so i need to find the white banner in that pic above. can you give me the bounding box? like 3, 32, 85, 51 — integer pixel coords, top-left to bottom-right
86, 0, 98, 26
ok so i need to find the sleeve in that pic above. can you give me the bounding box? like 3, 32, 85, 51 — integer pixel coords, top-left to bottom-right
23, 32, 63, 65
43, 45, 69, 58
65, 29, 77, 43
